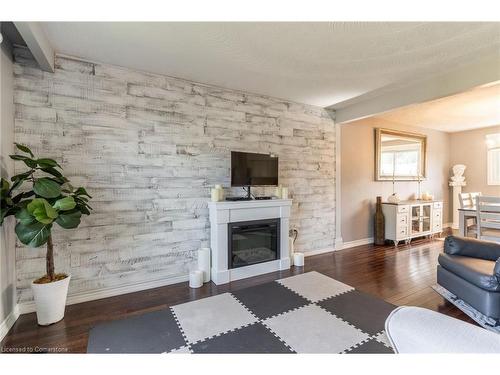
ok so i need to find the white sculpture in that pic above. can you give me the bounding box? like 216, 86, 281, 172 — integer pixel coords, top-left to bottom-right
450, 164, 466, 183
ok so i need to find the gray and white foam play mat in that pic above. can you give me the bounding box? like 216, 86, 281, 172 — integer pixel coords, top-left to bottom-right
87, 271, 396, 353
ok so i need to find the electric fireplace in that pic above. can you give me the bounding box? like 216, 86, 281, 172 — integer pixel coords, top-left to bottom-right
208, 199, 291, 285
228, 218, 280, 269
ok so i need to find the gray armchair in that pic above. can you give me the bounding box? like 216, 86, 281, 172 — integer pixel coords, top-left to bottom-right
437, 236, 500, 319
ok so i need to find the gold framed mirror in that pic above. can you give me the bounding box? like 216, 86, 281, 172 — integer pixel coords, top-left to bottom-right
375, 128, 427, 181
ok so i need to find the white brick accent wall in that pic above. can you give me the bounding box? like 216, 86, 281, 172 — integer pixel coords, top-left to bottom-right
12, 48, 336, 303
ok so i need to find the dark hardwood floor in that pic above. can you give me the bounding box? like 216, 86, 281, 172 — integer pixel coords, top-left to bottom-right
1, 235, 472, 353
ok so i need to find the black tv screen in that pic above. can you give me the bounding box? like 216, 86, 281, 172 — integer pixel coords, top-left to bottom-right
231, 151, 278, 187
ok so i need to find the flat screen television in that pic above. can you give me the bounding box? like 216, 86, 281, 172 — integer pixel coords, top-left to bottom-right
231, 151, 278, 187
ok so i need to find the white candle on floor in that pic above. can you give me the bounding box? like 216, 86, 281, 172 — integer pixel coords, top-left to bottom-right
198, 247, 211, 283
189, 270, 203, 288
294, 252, 305, 267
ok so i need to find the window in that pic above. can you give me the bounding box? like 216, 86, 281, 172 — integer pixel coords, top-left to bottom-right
381, 149, 419, 177
487, 133, 500, 185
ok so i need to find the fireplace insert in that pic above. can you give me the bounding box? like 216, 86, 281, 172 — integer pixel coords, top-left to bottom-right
228, 218, 280, 269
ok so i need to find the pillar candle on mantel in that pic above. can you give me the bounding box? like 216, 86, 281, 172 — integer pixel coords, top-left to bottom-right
281, 187, 289, 199
215, 185, 224, 201
274, 185, 282, 198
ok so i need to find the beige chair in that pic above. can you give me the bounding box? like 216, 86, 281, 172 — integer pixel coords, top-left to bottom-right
458, 192, 481, 237
476, 196, 500, 243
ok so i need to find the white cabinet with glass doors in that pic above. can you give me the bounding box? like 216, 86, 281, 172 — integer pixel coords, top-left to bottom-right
382, 200, 443, 247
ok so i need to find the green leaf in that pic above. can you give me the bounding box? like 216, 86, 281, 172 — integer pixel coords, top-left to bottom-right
61, 182, 74, 193
1, 178, 9, 193
10, 170, 34, 182
12, 191, 35, 204
74, 196, 92, 211
15, 143, 34, 157
37, 158, 62, 169
9, 170, 35, 192
23, 159, 38, 168
53, 196, 76, 211
40, 167, 63, 178
78, 205, 91, 215
1, 181, 11, 204
15, 208, 36, 225
27, 198, 58, 224
10, 154, 27, 160
1, 207, 17, 226
56, 210, 81, 229
11, 155, 38, 168
74, 187, 92, 198
0, 210, 7, 226
15, 221, 51, 247
33, 178, 61, 198
10, 178, 25, 192
0, 205, 19, 225
1, 179, 14, 225
17, 200, 32, 209
56, 176, 69, 184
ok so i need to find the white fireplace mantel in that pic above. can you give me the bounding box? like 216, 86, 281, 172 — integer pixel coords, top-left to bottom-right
208, 199, 292, 285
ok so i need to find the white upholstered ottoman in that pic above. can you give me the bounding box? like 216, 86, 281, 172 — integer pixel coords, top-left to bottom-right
385, 306, 500, 353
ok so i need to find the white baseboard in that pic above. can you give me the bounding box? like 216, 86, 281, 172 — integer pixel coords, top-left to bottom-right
342, 237, 374, 249
303, 247, 337, 257
301, 228, 449, 259
0, 304, 20, 342
301, 237, 374, 257
334, 238, 344, 251
339, 230, 448, 250
18, 274, 190, 315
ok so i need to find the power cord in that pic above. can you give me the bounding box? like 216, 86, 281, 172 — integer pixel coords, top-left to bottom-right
242, 186, 255, 199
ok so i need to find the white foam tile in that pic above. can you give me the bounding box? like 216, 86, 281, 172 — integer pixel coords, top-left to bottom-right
277, 271, 354, 302
263, 304, 369, 353
171, 293, 257, 343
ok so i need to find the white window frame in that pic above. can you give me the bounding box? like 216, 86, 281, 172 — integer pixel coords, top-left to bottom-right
486, 133, 500, 186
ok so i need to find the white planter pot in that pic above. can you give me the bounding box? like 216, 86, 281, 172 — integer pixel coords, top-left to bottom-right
31, 275, 71, 326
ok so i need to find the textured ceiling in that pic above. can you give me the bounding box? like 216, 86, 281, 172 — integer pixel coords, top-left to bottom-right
40, 22, 500, 107
373, 82, 500, 132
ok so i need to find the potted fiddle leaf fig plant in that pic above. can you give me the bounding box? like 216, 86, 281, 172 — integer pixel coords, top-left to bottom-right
0, 143, 92, 325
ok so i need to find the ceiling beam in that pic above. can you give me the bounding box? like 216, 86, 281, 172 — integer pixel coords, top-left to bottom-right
332, 53, 500, 124
13, 22, 54, 72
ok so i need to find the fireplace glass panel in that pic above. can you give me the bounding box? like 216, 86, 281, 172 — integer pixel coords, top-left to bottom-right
229, 219, 280, 269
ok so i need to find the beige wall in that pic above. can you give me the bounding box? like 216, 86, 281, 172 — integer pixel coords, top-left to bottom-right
450, 125, 500, 196
0, 44, 16, 333
341, 117, 451, 243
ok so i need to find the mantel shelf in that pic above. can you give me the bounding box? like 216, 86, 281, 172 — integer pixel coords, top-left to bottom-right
208, 199, 292, 210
